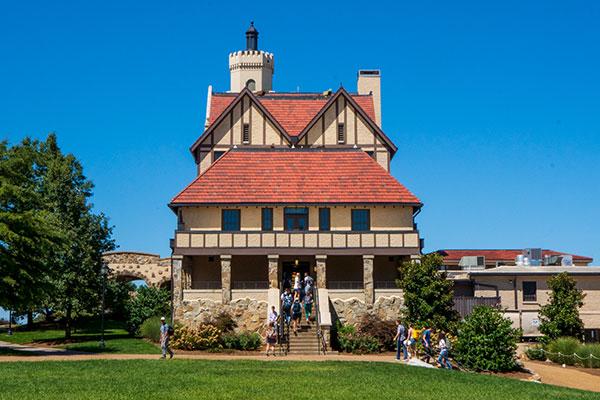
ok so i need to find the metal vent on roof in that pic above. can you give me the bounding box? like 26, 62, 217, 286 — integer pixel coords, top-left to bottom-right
459, 256, 485, 270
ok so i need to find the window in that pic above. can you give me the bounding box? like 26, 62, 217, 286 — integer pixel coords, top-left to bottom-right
246, 79, 256, 91
213, 151, 225, 161
351, 209, 370, 231
337, 123, 345, 143
523, 281, 537, 302
222, 209, 241, 231
262, 208, 273, 231
177, 208, 184, 229
319, 208, 330, 231
366, 151, 375, 159
284, 207, 308, 231
242, 124, 250, 144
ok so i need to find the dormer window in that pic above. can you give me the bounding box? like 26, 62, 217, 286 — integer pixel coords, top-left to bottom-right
337, 123, 345, 143
246, 79, 256, 91
242, 123, 250, 144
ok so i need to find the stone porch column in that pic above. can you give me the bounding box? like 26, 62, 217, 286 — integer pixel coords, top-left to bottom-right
316, 255, 327, 288
268, 254, 280, 289
363, 255, 375, 306
171, 256, 183, 308
182, 257, 192, 290
221, 255, 232, 304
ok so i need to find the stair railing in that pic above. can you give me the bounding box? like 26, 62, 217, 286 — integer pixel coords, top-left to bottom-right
278, 280, 289, 356
312, 280, 327, 355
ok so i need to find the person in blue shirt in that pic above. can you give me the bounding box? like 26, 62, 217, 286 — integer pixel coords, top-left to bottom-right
421, 326, 433, 363
160, 316, 174, 359
393, 320, 407, 361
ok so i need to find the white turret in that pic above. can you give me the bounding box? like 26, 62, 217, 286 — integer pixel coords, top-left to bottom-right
229, 22, 274, 92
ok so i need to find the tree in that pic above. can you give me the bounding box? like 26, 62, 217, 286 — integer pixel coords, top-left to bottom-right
539, 272, 585, 341
396, 253, 458, 331
454, 305, 521, 372
126, 286, 170, 335
0, 139, 62, 324
36, 134, 115, 338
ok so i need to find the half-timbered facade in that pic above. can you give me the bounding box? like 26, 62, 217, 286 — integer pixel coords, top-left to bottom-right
169, 24, 422, 337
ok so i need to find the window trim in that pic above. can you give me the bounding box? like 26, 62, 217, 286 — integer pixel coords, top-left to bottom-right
337, 122, 345, 144
319, 207, 331, 231
523, 281, 537, 302
261, 208, 273, 231
242, 123, 250, 144
351, 209, 370, 232
213, 150, 225, 162
221, 209, 241, 232
284, 207, 309, 232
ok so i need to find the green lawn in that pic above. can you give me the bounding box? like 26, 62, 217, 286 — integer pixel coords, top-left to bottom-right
0, 360, 597, 400
0, 320, 159, 354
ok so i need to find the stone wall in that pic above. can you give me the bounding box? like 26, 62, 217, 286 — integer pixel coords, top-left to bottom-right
102, 251, 171, 287
330, 295, 404, 326
175, 298, 268, 333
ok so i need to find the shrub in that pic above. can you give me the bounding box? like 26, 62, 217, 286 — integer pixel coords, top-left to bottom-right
209, 311, 237, 333
357, 314, 396, 351
221, 331, 262, 351
525, 344, 546, 361
547, 337, 581, 366
454, 306, 521, 372
575, 344, 600, 368
125, 286, 170, 335
539, 273, 585, 342
336, 322, 380, 354
171, 324, 222, 351
139, 316, 162, 342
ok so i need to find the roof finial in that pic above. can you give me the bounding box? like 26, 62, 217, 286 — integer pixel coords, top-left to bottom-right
246, 21, 259, 51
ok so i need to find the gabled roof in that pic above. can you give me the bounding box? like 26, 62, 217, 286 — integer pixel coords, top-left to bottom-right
436, 249, 593, 264
190, 88, 293, 153
207, 91, 377, 136
192, 87, 395, 153
170, 148, 421, 206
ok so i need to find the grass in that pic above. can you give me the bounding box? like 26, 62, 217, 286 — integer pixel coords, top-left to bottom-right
0, 320, 159, 354
0, 360, 597, 400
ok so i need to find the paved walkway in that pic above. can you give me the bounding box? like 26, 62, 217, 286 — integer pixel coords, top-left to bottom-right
523, 361, 600, 393
0, 340, 83, 356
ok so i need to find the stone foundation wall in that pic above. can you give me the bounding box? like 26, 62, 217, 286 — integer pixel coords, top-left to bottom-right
330, 295, 404, 325
175, 297, 268, 333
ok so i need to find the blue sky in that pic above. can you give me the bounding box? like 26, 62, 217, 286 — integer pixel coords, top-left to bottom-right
1, 0, 599, 263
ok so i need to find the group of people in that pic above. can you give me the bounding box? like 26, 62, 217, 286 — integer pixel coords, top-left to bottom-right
280, 272, 315, 335
393, 320, 452, 369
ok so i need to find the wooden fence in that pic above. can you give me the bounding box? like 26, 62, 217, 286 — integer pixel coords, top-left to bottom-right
453, 296, 501, 318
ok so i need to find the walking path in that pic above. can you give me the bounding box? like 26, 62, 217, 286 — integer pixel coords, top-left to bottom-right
0, 340, 83, 356
523, 360, 600, 393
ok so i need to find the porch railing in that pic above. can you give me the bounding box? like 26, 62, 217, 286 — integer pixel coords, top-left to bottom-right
374, 280, 399, 289
453, 296, 501, 318
191, 281, 221, 289
232, 281, 269, 290
328, 281, 364, 290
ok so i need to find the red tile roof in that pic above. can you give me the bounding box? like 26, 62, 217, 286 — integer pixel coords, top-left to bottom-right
207, 93, 376, 136
436, 249, 593, 263
171, 149, 421, 205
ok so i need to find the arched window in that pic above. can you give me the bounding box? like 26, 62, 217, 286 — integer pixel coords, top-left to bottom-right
246, 79, 256, 91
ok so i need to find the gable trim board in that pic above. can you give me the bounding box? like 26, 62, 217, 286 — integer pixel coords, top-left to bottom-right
189, 87, 293, 155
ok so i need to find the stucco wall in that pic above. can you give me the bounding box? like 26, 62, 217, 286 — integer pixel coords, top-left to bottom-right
180, 205, 414, 232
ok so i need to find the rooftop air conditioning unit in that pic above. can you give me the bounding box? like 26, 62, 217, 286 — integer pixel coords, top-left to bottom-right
561, 255, 573, 266
544, 255, 560, 266
459, 256, 486, 270
523, 248, 542, 266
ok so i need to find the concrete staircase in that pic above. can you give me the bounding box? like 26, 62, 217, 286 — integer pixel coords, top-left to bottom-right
288, 323, 321, 355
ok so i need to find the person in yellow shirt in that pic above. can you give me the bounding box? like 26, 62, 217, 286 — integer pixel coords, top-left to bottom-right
409, 326, 421, 358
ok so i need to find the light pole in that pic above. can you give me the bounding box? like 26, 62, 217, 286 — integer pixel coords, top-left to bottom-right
99, 263, 107, 349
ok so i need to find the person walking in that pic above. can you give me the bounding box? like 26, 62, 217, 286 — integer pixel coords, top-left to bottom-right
291, 296, 302, 335
265, 322, 277, 356
304, 272, 314, 292
303, 291, 313, 323
281, 288, 293, 325
393, 320, 407, 361
437, 332, 452, 369
405, 325, 413, 360
268, 305, 278, 326
293, 273, 302, 296
421, 326, 433, 363
409, 325, 421, 359
159, 316, 174, 359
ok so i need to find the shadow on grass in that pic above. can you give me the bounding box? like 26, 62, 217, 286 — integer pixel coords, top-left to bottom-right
30, 333, 133, 345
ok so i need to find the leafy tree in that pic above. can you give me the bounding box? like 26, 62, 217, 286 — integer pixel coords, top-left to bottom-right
36, 134, 115, 338
454, 305, 521, 371
0, 139, 62, 324
105, 280, 135, 321
396, 253, 458, 331
126, 286, 170, 335
539, 272, 585, 341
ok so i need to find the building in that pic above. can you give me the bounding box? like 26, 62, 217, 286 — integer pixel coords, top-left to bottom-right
168, 24, 421, 338
437, 249, 593, 270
